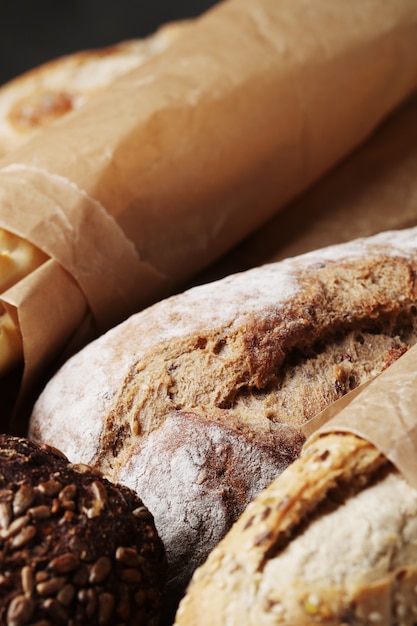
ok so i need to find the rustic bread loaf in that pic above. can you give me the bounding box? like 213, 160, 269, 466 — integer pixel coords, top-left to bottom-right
175, 430, 417, 625
0, 433, 166, 626
29, 227, 417, 612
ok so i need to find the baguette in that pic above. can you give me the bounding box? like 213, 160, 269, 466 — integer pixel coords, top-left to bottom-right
0, 21, 188, 380
175, 431, 416, 625
2, 0, 417, 424
29, 227, 417, 614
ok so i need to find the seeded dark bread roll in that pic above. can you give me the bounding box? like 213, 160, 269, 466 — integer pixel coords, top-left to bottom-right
30, 227, 417, 611
0, 434, 166, 626
175, 431, 417, 625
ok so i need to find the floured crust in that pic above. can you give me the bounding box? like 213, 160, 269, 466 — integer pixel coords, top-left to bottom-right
0, 20, 189, 156
30, 227, 417, 615
175, 432, 417, 625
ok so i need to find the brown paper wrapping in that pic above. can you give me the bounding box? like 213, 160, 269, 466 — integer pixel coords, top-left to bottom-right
197, 92, 417, 284
302, 345, 417, 489
1, 0, 417, 423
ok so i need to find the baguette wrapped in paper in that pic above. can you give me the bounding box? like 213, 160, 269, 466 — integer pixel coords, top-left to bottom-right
2, 0, 417, 426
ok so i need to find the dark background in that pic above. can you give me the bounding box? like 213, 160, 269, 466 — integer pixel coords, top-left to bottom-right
0, 0, 220, 86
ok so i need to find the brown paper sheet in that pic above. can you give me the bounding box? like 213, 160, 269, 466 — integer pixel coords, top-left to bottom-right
302, 345, 417, 489
1, 0, 417, 425
196, 92, 417, 284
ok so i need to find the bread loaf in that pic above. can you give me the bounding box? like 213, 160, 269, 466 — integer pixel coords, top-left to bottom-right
29, 227, 417, 613
2, 0, 417, 426
175, 431, 417, 625
0, 21, 189, 380
0, 434, 166, 625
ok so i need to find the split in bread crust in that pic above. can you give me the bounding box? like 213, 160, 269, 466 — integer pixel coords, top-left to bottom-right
30, 227, 417, 616
175, 432, 417, 625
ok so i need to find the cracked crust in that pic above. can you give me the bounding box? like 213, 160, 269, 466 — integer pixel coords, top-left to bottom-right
176, 432, 417, 625
30, 227, 417, 615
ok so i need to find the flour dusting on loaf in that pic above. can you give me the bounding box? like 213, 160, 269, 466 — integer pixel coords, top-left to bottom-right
30, 226, 417, 616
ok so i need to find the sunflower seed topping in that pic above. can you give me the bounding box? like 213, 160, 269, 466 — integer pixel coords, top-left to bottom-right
115, 546, 138, 567
11, 525, 36, 549
13, 484, 35, 516
132, 506, 151, 521
36, 480, 62, 497
0, 501, 12, 530
98, 591, 115, 624
49, 553, 80, 574
21, 565, 35, 595
89, 556, 112, 583
118, 568, 142, 584
28, 505, 51, 520
6, 594, 34, 626
36, 576, 66, 597
0, 515, 29, 539
41, 597, 69, 623
56, 583, 75, 607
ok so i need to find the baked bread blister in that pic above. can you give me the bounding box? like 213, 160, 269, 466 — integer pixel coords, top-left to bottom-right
30, 226, 417, 611
175, 431, 417, 625
0, 434, 166, 626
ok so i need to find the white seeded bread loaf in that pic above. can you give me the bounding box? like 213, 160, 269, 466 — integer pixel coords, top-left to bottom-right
175, 431, 417, 625
29, 227, 417, 615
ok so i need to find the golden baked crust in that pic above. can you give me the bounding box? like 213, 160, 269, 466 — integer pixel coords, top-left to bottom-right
175, 432, 417, 625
